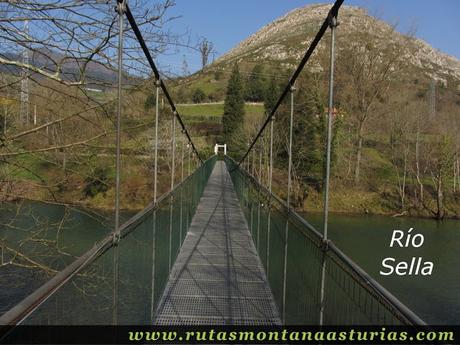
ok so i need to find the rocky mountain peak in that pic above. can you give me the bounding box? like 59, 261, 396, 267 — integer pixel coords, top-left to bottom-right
215, 4, 460, 84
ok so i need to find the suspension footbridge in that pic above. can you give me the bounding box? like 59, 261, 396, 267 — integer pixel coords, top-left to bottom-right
0, 0, 425, 328
154, 161, 279, 325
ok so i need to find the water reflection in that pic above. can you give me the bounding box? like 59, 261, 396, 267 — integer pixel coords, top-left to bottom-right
307, 213, 460, 324
1, 163, 458, 324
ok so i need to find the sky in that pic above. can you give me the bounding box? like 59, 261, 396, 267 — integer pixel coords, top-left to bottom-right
157, 0, 459, 75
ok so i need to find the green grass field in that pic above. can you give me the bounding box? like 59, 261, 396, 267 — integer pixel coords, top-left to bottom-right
177, 103, 265, 118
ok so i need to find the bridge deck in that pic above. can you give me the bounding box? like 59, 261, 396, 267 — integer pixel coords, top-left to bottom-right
154, 161, 280, 325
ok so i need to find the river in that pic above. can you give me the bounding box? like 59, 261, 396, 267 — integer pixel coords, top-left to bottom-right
307, 213, 460, 324
0, 201, 458, 324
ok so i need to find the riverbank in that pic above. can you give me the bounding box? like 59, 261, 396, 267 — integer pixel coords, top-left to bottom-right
3, 178, 460, 220
303, 184, 460, 220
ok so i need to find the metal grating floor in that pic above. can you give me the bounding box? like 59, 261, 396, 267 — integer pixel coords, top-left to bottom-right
154, 161, 281, 325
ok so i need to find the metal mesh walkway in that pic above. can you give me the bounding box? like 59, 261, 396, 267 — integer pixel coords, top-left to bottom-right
154, 161, 280, 325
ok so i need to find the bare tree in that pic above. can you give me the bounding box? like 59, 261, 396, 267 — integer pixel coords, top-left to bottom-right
197, 37, 214, 69
388, 100, 413, 210
0, 1, 199, 286
0, 0, 184, 201
337, 22, 411, 184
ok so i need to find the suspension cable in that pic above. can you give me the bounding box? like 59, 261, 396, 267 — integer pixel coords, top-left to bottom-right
236, 0, 344, 167
113, 0, 125, 242
112, 2, 125, 326
119, 0, 203, 164
319, 12, 338, 326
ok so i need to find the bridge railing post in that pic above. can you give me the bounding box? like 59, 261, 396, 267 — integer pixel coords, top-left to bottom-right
266, 115, 274, 276
113, 0, 125, 245
252, 148, 256, 177
282, 83, 295, 323
258, 139, 263, 183
187, 144, 191, 176
168, 112, 176, 272
111, 0, 127, 326
171, 112, 176, 191
149, 77, 161, 324
153, 81, 160, 203
319, 12, 338, 326
179, 132, 185, 244
257, 139, 263, 250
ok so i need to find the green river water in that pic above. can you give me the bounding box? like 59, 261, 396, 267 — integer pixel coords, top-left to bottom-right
0, 201, 458, 324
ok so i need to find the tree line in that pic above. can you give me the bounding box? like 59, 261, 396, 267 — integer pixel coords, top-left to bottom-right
220, 25, 460, 220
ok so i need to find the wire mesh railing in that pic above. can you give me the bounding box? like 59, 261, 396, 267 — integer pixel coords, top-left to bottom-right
225, 156, 425, 326
230, 0, 343, 325
0, 156, 216, 326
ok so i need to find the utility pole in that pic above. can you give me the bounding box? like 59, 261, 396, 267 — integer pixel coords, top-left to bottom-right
181, 55, 189, 77
3, 105, 6, 135
3, 78, 7, 135
429, 80, 436, 120
20, 20, 29, 125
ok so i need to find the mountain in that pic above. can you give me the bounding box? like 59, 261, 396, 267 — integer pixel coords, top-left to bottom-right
0, 48, 119, 91
218, 5, 460, 80
173, 4, 460, 101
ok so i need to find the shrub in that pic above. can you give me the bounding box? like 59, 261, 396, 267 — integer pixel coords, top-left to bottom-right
83, 167, 109, 197
192, 88, 206, 104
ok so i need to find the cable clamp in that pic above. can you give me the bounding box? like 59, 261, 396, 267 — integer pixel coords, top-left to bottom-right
116, 0, 126, 15
112, 232, 120, 246
321, 239, 330, 252
328, 13, 339, 28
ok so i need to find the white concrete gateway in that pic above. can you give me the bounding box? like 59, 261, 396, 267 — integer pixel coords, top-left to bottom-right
214, 143, 227, 155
